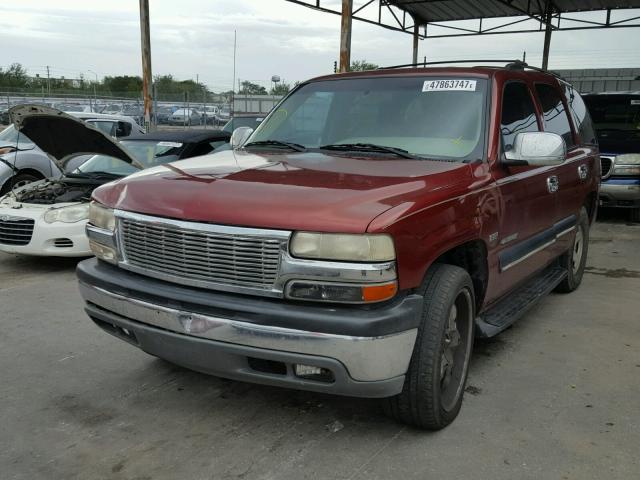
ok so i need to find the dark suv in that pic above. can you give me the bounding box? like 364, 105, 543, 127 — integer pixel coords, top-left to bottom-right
78, 62, 599, 429
583, 92, 640, 222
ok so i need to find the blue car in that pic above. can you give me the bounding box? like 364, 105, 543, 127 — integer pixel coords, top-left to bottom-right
584, 92, 640, 222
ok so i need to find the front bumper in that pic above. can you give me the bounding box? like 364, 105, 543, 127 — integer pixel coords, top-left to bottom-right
599, 178, 640, 208
0, 206, 91, 256
77, 259, 422, 397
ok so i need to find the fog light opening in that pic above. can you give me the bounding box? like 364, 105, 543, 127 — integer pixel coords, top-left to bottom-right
294, 364, 335, 383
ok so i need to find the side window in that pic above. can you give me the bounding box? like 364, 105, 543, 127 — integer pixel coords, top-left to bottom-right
534, 83, 575, 149
189, 142, 214, 157
115, 121, 132, 138
564, 84, 597, 145
501, 82, 539, 151
89, 120, 117, 137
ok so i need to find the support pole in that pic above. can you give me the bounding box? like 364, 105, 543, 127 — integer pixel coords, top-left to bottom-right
339, 0, 353, 73
412, 21, 420, 66
139, 0, 153, 132
541, 0, 553, 70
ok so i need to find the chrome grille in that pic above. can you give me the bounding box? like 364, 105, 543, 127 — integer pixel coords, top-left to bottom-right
0, 216, 34, 246
118, 213, 289, 295
600, 156, 614, 179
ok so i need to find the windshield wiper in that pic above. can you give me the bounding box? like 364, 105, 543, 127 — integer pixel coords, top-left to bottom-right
66, 171, 123, 179
244, 140, 307, 152
319, 143, 419, 159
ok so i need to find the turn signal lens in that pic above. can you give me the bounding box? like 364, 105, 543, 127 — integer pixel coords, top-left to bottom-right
286, 281, 397, 304
89, 240, 117, 264
362, 282, 398, 302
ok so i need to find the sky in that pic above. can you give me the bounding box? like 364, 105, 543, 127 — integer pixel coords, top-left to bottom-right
1, 0, 640, 93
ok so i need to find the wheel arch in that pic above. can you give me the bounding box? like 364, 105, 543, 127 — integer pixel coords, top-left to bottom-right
0, 168, 46, 194
422, 239, 489, 314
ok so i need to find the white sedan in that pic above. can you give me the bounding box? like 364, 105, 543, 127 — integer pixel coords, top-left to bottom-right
0, 105, 230, 257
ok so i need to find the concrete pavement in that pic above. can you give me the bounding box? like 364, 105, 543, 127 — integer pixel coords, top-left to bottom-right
1, 214, 638, 480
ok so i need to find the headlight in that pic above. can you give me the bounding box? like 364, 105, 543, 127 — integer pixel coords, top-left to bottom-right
290, 232, 395, 262
43, 204, 90, 223
89, 201, 116, 231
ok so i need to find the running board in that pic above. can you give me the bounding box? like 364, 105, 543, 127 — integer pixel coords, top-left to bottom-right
475, 265, 568, 338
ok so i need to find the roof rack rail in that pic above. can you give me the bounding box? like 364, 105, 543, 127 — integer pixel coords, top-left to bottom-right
378, 59, 562, 78
378, 59, 520, 69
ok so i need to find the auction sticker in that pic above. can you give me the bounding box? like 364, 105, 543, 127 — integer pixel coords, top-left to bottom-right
423, 79, 476, 92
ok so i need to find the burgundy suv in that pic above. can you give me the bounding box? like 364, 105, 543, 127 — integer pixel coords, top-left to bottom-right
78, 63, 599, 429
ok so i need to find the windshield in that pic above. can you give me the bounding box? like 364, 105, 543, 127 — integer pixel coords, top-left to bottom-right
74, 139, 186, 176
249, 76, 488, 160
584, 95, 640, 137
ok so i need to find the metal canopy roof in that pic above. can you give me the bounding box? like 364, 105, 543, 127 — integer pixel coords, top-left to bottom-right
286, 1, 640, 39
391, 0, 640, 24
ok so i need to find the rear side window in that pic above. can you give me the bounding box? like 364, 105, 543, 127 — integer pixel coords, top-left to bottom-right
501, 82, 539, 151
535, 83, 575, 148
564, 85, 597, 145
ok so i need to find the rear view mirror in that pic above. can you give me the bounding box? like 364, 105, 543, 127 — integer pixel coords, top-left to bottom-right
230, 127, 254, 149
504, 132, 566, 167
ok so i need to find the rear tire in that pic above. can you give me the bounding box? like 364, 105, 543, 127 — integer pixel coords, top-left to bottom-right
555, 206, 589, 293
383, 264, 475, 430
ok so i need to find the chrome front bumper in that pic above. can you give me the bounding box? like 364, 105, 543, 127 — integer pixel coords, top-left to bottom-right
79, 281, 417, 396
600, 181, 640, 203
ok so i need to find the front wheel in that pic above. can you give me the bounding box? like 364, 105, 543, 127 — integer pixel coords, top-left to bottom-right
383, 264, 475, 430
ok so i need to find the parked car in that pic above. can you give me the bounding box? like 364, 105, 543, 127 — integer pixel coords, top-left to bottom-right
583, 92, 640, 222
78, 63, 598, 430
198, 106, 220, 125
0, 108, 231, 257
215, 106, 231, 125
154, 105, 175, 125
222, 114, 264, 133
169, 108, 202, 126
69, 111, 145, 138
0, 107, 145, 195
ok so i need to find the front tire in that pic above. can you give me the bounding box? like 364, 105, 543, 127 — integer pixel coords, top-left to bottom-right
555, 206, 589, 293
383, 264, 475, 430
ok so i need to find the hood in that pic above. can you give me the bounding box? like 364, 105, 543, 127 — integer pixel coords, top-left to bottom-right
93, 149, 472, 233
8, 104, 142, 171
596, 131, 640, 155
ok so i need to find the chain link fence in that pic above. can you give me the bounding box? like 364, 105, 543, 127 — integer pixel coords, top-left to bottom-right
0, 87, 283, 130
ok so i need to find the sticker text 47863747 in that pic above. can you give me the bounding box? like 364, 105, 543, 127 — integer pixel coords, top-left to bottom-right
422, 79, 477, 92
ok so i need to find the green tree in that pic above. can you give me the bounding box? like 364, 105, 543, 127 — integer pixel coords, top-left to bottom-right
239, 80, 267, 95
350, 60, 378, 71
270, 82, 291, 95
102, 75, 143, 94
0, 63, 30, 88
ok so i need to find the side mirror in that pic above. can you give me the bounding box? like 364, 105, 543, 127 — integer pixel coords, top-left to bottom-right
504, 132, 566, 167
230, 127, 254, 149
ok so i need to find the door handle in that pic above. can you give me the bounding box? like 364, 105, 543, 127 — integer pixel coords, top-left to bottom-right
578, 164, 589, 181
547, 175, 559, 193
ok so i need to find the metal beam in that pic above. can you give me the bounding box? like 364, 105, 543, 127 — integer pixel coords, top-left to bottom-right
412, 20, 419, 65
139, 0, 153, 132
541, 0, 553, 70
340, 0, 353, 73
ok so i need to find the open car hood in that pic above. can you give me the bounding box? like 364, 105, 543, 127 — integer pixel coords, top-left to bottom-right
9, 104, 142, 171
